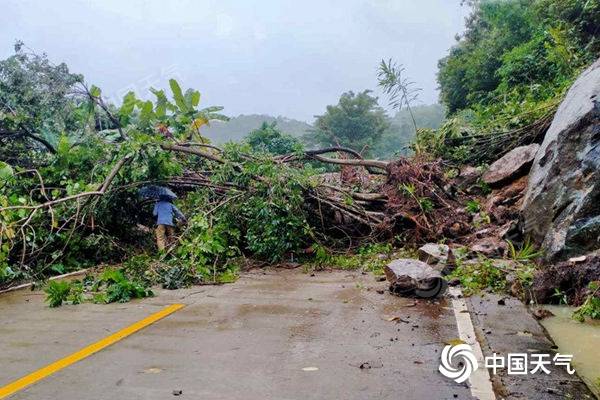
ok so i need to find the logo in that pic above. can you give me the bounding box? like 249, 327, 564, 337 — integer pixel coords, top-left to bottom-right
414, 277, 448, 298
439, 344, 576, 382
439, 344, 478, 383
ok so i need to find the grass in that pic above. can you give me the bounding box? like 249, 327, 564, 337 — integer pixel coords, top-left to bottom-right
572, 282, 600, 323
507, 238, 542, 262
449, 241, 541, 296
306, 243, 405, 276
449, 257, 508, 296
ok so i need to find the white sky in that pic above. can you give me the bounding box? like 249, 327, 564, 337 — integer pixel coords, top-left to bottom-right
1, 0, 469, 122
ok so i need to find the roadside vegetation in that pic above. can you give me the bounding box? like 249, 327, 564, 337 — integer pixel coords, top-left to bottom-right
420, 0, 600, 163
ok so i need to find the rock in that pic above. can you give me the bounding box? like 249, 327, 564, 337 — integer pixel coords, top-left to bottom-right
483, 144, 540, 186
485, 175, 529, 224
568, 255, 587, 263
418, 243, 457, 275
384, 259, 447, 298
469, 237, 507, 257
454, 165, 483, 193
417, 243, 449, 265
531, 308, 554, 320
522, 58, 600, 260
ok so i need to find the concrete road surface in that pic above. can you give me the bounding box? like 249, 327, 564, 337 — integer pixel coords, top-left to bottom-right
0, 268, 594, 399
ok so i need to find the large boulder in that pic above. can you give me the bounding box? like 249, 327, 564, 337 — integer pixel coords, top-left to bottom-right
522, 58, 600, 260
384, 259, 447, 298
483, 143, 540, 186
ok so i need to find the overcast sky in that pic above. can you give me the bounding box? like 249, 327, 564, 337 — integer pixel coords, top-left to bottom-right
1, 0, 469, 122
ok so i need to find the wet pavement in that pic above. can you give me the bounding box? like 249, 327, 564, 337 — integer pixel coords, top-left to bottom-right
0, 269, 471, 400
469, 294, 595, 400
0, 269, 596, 399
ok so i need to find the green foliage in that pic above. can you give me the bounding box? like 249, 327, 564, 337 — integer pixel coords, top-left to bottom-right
430, 0, 600, 164
172, 209, 241, 281
552, 288, 569, 305
449, 252, 539, 296
438, 0, 598, 115
506, 238, 542, 262
93, 268, 153, 303
0, 41, 85, 155
377, 59, 421, 134
465, 200, 481, 214
0, 42, 233, 287
309, 243, 395, 275
307, 90, 389, 156
400, 183, 434, 214
44, 280, 72, 307
0, 162, 14, 181
244, 122, 303, 155
572, 281, 600, 322
159, 146, 319, 280
450, 258, 507, 295
43, 268, 153, 307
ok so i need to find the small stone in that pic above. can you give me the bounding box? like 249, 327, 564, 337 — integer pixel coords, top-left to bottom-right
532, 308, 554, 320
568, 255, 587, 263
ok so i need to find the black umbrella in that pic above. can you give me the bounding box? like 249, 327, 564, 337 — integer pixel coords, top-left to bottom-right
138, 185, 177, 200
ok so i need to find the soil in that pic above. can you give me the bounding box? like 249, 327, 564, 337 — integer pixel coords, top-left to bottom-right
532, 254, 600, 305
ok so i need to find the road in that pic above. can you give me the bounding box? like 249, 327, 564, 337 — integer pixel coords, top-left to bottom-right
0, 268, 595, 399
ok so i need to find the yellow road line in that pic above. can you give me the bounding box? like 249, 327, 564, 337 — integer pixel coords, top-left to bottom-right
0, 303, 185, 399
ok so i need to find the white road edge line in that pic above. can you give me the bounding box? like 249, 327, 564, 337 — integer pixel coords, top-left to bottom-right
449, 287, 496, 400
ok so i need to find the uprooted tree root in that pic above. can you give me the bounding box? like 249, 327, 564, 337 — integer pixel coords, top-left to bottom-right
298, 157, 474, 247
379, 158, 472, 243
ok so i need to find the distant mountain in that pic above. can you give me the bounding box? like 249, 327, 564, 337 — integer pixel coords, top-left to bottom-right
372, 104, 446, 158
202, 114, 313, 143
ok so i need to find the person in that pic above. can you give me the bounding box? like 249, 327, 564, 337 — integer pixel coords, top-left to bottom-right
153, 195, 186, 251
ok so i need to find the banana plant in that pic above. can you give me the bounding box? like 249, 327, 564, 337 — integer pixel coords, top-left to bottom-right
106, 78, 228, 143
151, 79, 228, 141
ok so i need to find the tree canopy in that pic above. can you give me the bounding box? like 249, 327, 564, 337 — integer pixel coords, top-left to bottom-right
438, 0, 600, 115
307, 90, 389, 156
244, 121, 303, 155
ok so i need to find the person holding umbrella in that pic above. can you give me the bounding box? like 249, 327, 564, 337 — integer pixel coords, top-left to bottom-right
139, 186, 187, 251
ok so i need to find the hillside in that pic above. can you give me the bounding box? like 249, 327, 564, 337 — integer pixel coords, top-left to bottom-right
202, 114, 313, 143
373, 104, 446, 158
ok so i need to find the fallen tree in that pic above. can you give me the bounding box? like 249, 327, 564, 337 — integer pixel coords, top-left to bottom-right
1, 131, 477, 287
0, 54, 477, 289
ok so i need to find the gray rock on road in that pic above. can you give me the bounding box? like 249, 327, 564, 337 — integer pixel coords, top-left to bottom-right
384, 258, 447, 298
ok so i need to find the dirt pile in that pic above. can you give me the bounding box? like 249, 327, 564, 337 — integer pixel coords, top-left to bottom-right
380, 158, 471, 243
532, 254, 600, 306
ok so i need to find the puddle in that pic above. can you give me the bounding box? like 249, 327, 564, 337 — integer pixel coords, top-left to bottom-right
540, 305, 600, 397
